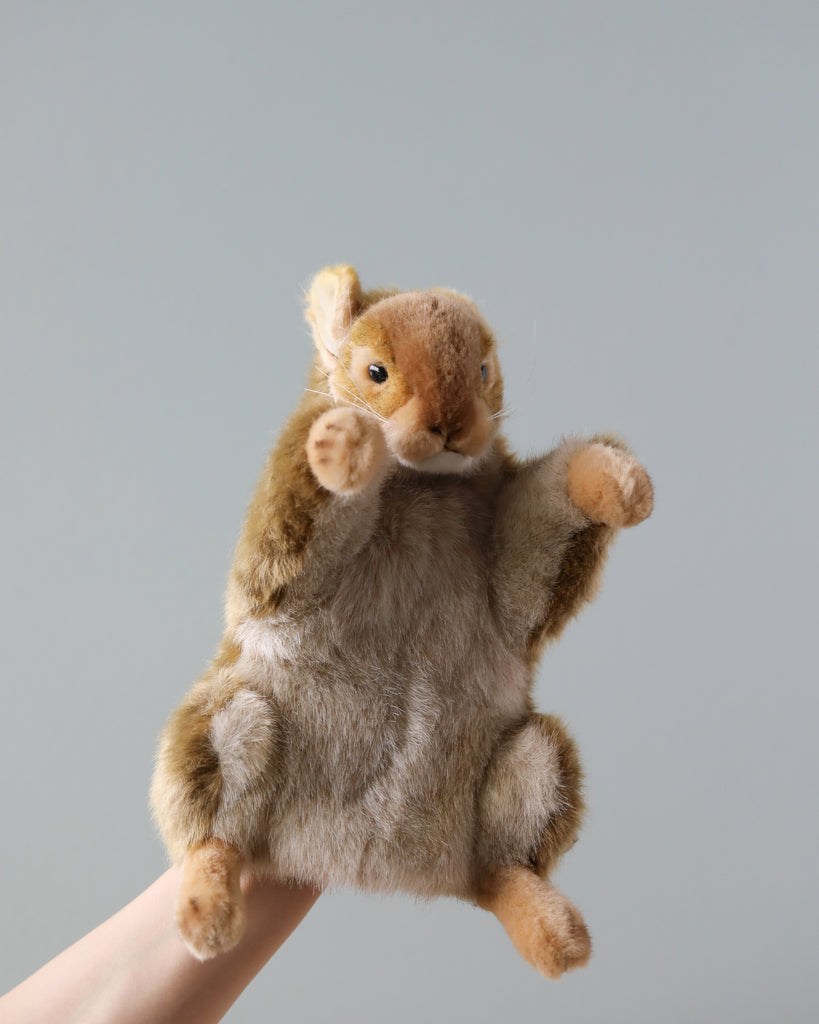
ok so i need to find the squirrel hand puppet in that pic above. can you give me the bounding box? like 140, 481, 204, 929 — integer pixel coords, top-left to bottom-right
150, 265, 653, 978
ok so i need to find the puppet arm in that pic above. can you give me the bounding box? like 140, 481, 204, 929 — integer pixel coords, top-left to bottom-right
491, 436, 652, 655
225, 391, 389, 627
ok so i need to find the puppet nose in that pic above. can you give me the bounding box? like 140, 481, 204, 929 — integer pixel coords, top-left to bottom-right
429, 423, 462, 443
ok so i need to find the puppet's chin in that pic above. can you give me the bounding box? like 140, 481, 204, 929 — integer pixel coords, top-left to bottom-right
399, 449, 481, 475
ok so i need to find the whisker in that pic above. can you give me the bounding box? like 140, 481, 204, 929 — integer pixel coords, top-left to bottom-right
337, 364, 387, 422
315, 368, 376, 412
320, 361, 387, 422
305, 385, 386, 423
328, 377, 366, 403
333, 380, 387, 422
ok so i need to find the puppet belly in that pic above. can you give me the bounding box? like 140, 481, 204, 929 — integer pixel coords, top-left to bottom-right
233, 614, 529, 897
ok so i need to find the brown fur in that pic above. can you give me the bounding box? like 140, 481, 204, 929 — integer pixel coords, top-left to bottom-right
151, 266, 653, 977
150, 668, 243, 861
532, 715, 586, 876
529, 523, 615, 656
225, 391, 333, 624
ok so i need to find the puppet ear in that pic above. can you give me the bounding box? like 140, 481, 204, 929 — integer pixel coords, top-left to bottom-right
305, 265, 362, 369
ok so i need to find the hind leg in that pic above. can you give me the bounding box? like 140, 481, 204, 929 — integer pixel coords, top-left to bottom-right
476, 713, 590, 977
151, 670, 277, 958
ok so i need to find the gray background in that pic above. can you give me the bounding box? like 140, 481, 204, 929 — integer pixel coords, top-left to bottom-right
2, 2, 817, 1021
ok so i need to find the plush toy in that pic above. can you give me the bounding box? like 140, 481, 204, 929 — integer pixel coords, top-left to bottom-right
150, 265, 653, 978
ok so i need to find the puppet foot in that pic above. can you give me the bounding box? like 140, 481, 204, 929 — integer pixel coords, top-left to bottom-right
478, 866, 591, 979
175, 839, 246, 960
567, 443, 653, 528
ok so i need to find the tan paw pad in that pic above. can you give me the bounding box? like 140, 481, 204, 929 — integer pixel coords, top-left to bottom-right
526, 894, 592, 979
176, 877, 246, 960
307, 407, 387, 494
567, 443, 654, 527
175, 842, 246, 960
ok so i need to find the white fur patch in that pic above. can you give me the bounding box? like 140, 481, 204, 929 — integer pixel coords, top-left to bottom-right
606, 447, 639, 501
400, 450, 477, 475
235, 616, 298, 674
210, 691, 274, 807
480, 723, 563, 858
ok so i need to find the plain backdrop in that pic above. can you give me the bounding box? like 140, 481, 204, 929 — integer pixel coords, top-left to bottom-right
2, 3, 817, 1022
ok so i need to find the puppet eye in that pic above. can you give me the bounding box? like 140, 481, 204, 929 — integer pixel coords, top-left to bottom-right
368, 364, 388, 384
481, 364, 488, 383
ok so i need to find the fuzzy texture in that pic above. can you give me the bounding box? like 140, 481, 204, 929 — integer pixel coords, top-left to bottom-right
175, 839, 246, 960
150, 266, 653, 975
306, 406, 388, 494
476, 866, 592, 979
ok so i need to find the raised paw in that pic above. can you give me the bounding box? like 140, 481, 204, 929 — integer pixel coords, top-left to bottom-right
567, 443, 653, 527
306, 407, 387, 494
478, 867, 591, 979
175, 840, 246, 961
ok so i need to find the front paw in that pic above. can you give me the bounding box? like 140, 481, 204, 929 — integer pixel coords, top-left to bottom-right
307, 407, 387, 494
567, 443, 653, 527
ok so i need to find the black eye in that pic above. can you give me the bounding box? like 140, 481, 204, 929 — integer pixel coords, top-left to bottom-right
368, 364, 388, 384
481, 363, 488, 383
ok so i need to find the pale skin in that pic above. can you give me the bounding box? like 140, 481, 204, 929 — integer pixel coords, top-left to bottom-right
0, 868, 318, 1024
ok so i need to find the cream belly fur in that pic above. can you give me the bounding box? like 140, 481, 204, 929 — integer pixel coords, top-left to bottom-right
210, 465, 547, 898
